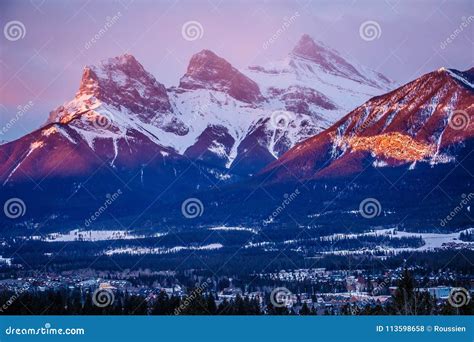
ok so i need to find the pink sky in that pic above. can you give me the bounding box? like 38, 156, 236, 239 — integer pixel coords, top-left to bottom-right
0, 0, 472, 141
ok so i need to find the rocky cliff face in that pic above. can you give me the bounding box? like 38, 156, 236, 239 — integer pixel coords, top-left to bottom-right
261, 67, 474, 181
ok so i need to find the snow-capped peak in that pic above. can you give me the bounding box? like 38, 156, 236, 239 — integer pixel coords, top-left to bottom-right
289, 34, 393, 90
78, 53, 158, 96
179, 49, 263, 103
48, 54, 173, 125
261, 66, 474, 181
291, 34, 331, 61
40, 37, 396, 177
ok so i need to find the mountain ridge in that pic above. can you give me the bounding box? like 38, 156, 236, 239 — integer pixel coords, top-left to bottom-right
34, 34, 394, 177
260, 66, 474, 181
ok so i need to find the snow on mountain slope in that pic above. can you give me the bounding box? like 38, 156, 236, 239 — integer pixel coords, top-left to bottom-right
261, 66, 474, 181
170, 35, 394, 174
0, 56, 233, 191
244, 34, 394, 121
4, 34, 395, 186
49, 54, 174, 122
45, 54, 189, 159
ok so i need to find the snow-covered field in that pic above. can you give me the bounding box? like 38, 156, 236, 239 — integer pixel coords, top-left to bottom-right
104, 243, 223, 256
319, 228, 474, 255
208, 226, 257, 234
44, 229, 166, 242
40, 226, 473, 257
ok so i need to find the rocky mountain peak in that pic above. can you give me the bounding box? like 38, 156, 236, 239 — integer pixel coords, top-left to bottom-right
179, 49, 262, 103
291, 34, 325, 60
290, 34, 390, 89
48, 54, 172, 123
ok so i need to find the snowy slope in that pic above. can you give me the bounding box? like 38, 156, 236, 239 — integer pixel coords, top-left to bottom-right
261, 66, 474, 181
4, 34, 395, 185
244, 34, 393, 122
168, 35, 394, 174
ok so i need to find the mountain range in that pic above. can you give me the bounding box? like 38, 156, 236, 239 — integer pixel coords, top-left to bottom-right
195, 66, 473, 232
262, 66, 474, 181
0, 34, 472, 232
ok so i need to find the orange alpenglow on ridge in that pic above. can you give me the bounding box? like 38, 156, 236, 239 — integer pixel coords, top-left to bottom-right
341, 132, 435, 161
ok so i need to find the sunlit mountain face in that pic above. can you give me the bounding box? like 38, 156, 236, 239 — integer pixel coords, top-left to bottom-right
0, 17, 471, 237
1, 57, 472, 233
262, 67, 474, 181
0, 1, 473, 319
0, 34, 400, 228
